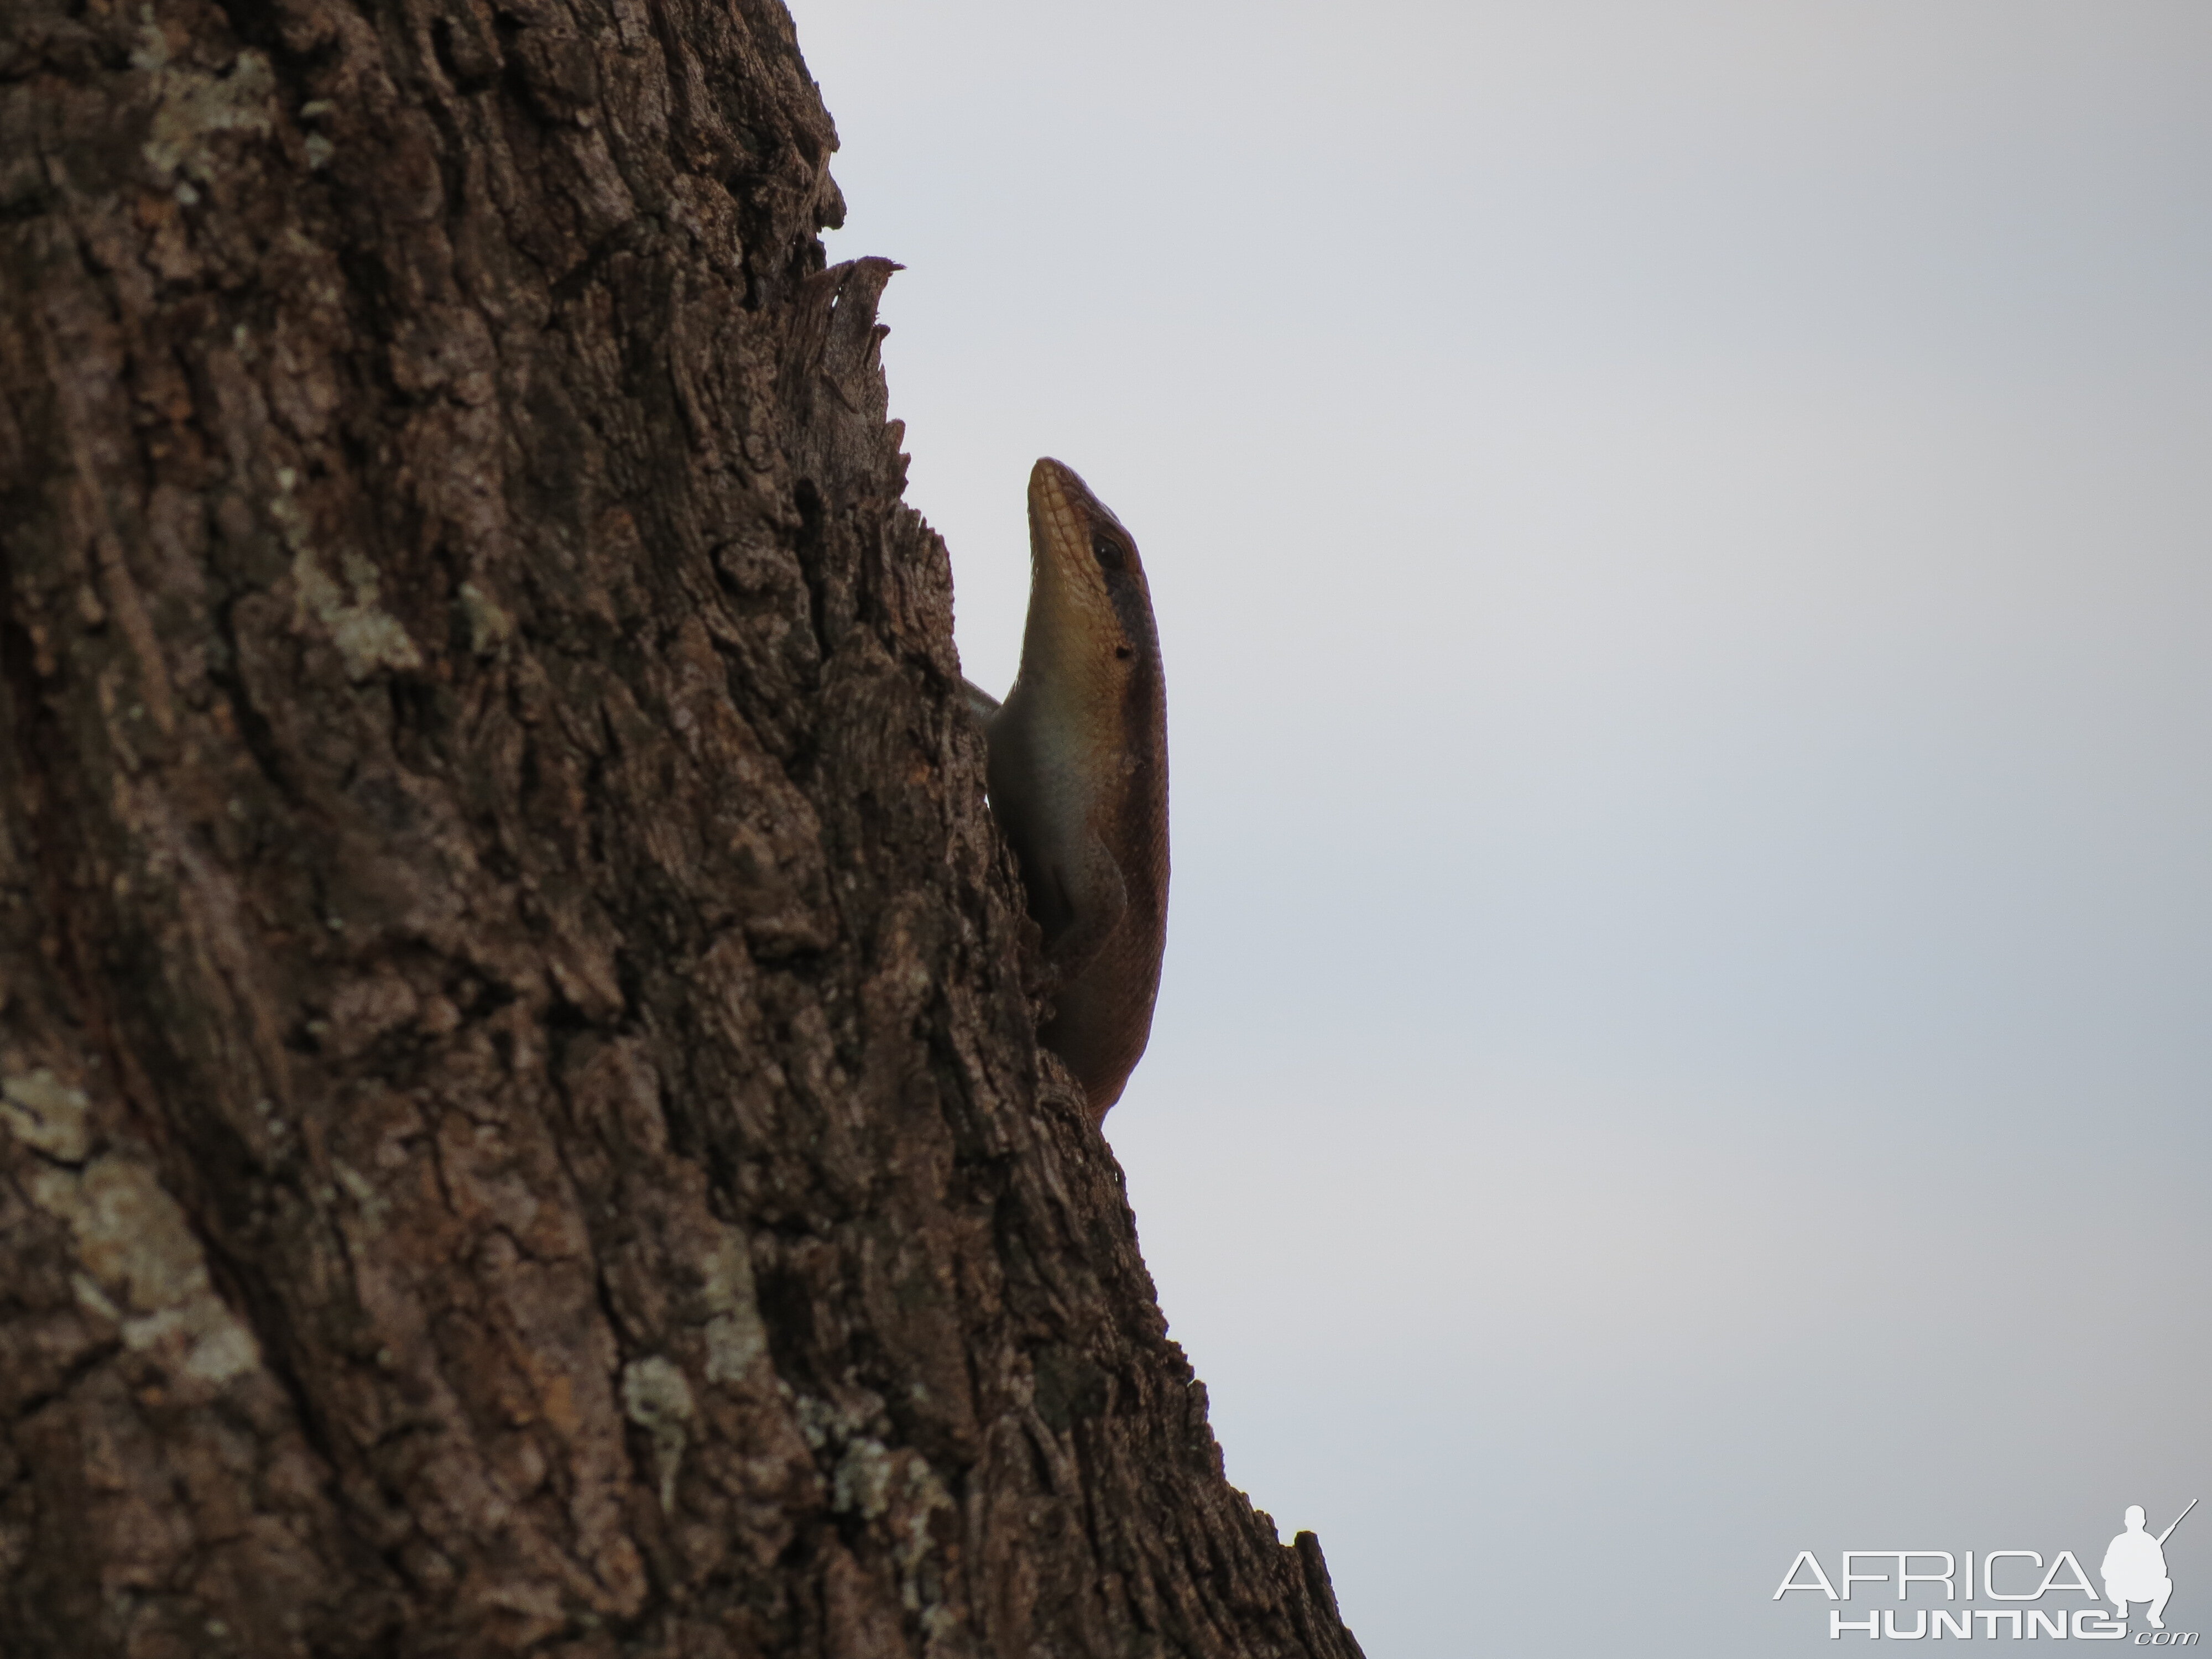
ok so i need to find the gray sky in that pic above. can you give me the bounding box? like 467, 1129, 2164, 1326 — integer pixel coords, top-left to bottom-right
791, 3, 2212, 1651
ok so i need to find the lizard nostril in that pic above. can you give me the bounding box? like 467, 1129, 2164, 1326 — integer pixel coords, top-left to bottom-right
1115, 646, 1132, 660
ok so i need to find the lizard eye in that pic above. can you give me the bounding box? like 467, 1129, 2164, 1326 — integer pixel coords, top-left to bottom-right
1091, 531, 1126, 571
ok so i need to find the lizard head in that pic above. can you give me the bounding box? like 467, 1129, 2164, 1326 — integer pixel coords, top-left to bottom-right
1024, 457, 1158, 687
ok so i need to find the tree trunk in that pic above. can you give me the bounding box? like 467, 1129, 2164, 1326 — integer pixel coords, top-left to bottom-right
0, 0, 1366, 1653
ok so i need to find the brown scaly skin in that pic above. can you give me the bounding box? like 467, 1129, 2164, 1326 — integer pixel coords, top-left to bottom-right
967, 459, 1169, 1122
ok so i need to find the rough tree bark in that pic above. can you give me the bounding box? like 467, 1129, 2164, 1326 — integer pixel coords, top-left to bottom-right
0, 0, 1368, 1652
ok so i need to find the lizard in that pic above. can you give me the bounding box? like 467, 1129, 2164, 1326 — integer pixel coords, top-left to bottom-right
963, 458, 1168, 1123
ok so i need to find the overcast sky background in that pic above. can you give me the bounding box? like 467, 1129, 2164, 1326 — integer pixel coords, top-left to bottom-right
789, 3, 2211, 1652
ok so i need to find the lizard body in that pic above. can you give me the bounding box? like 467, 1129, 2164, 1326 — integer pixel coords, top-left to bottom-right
968, 458, 1168, 1122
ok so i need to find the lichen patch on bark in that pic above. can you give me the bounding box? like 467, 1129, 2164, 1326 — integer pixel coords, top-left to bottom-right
0, 1069, 93, 1163
7, 1127, 265, 1395
135, 32, 276, 196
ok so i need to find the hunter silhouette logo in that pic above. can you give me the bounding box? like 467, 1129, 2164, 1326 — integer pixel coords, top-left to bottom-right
1775, 1499, 2200, 1642
2106, 1501, 2194, 1631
